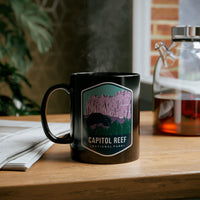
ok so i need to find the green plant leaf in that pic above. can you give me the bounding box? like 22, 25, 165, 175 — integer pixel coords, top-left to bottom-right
0, 4, 16, 28
10, 0, 53, 54
4, 32, 32, 74
0, 20, 7, 35
0, 0, 52, 115
0, 43, 5, 59
0, 95, 17, 116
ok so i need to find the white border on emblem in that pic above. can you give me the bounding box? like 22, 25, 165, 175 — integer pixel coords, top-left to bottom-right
81, 82, 134, 157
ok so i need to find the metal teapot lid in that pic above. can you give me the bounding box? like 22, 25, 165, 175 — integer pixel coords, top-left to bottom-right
172, 25, 200, 41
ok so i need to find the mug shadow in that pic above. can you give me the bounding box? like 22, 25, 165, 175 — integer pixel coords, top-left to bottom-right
42, 145, 75, 163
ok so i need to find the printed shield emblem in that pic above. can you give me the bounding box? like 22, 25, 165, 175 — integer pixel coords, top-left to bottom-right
81, 82, 133, 156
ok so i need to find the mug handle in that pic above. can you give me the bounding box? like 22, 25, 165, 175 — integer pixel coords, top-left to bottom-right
41, 84, 73, 144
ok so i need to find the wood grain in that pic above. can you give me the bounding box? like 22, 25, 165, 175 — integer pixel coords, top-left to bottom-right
1, 112, 200, 200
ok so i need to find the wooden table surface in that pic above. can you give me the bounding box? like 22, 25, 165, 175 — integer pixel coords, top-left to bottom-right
1, 111, 200, 200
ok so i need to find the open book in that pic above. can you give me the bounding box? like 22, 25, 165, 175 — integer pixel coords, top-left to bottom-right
0, 120, 70, 171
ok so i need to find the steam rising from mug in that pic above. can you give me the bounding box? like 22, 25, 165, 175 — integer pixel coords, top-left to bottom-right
86, 0, 132, 72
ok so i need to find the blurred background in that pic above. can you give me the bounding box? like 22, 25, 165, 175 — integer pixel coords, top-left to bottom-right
1, 0, 199, 115
0, 0, 132, 115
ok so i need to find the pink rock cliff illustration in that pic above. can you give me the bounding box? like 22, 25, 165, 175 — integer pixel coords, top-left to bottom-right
85, 90, 132, 120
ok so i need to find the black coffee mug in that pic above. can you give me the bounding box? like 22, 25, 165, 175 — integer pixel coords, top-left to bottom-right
41, 72, 140, 164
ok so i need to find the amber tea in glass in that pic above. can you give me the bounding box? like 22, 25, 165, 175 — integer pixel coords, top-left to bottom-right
154, 93, 200, 135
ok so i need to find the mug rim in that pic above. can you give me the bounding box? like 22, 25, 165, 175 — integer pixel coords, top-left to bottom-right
72, 72, 140, 78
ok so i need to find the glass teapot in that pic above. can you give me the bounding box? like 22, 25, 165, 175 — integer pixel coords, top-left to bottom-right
153, 25, 200, 135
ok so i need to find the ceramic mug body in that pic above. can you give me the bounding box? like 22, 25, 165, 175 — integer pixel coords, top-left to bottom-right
41, 72, 140, 164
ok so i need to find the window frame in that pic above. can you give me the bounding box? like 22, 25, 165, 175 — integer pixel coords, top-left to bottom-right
132, 0, 152, 84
